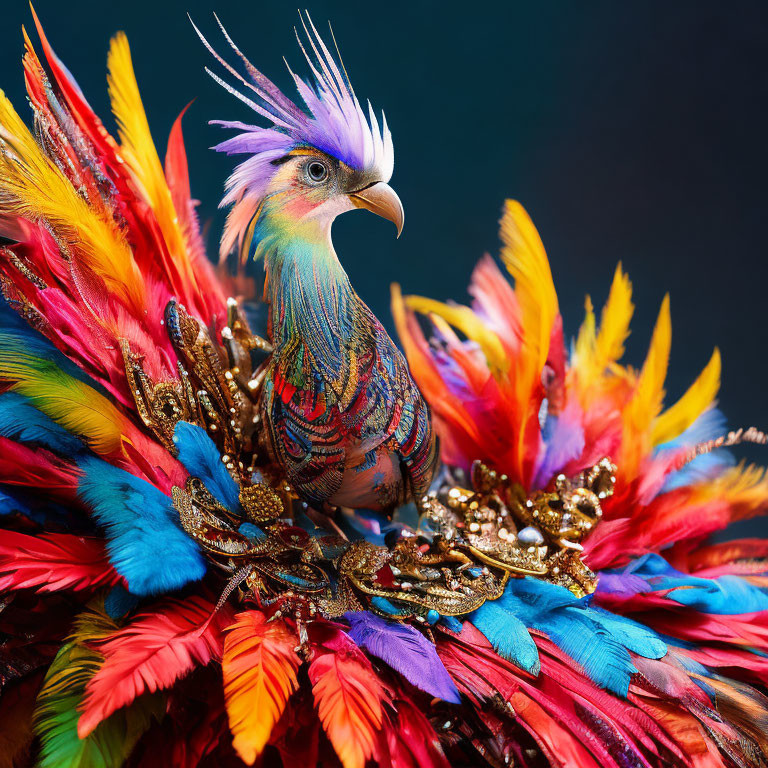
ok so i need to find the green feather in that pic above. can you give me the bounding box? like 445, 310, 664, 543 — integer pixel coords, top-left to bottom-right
34, 603, 163, 768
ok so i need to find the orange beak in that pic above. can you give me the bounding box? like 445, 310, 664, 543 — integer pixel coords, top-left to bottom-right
350, 182, 404, 238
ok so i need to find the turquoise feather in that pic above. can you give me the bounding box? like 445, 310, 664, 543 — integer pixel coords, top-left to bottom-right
478, 577, 667, 696
469, 599, 540, 675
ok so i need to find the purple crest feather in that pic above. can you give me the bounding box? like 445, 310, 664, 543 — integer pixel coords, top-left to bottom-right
191, 11, 394, 256
345, 611, 461, 704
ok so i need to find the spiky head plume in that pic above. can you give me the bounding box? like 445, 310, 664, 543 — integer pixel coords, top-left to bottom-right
194, 13, 395, 258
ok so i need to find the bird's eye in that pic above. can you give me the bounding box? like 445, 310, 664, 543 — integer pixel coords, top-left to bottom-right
306, 161, 329, 183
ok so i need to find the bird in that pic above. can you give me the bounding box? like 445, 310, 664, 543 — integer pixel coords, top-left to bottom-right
0, 9, 767, 768
194, 16, 438, 514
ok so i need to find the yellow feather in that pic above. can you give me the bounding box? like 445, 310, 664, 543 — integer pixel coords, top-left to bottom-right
621, 295, 671, 476
107, 34, 191, 278
652, 348, 721, 446
0, 90, 145, 312
595, 263, 634, 371
0, 355, 124, 454
692, 462, 768, 521
573, 264, 634, 402
574, 295, 596, 371
403, 295, 509, 376
498, 200, 558, 373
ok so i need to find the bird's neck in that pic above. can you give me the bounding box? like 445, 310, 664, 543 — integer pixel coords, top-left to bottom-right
255, 206, 359, 358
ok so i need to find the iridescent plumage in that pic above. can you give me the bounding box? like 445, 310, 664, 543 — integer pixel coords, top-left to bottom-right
202, 16, 436, 511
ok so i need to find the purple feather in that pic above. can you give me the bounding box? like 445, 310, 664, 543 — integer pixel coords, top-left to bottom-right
345, 611, 461, 704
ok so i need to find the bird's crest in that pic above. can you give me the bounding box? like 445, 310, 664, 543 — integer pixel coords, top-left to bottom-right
193, 12, 395, 257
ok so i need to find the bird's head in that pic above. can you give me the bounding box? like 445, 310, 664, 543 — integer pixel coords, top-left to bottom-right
195, 14, 402, 261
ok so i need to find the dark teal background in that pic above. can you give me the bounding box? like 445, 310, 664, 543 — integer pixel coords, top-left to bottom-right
2, 2, 768, 534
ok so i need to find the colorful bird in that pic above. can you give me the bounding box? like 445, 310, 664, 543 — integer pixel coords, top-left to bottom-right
0, 9, 767, 768
196, 15, 437, 513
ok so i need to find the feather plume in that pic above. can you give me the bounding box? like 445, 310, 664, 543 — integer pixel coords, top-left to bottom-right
77, 455, 206, 595
221, 610, 300, 765
573, 263, 634, 404
468, 599, 540, 675
164, 105, 214, 288
498, 200, 558, 376
309, 630, 387, 768
35, 606, 162, 768
382, 696, 451, 768
0, 88, 146, 313
0, 436, 79, 499
0, 531, 119, 592
0, 346, 125, 455
173, 421, 240, 510
0, 392, 84, 453
401, 296, 508, 377
78, 596, 230, 738
621, 295, 672, 479
652, 348, 721, 446
496, 578, 667, 696
107, 34, 196, 293
345, 611, 460, 703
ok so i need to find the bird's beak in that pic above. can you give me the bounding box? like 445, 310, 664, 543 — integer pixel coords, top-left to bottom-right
350, 182, 404, 238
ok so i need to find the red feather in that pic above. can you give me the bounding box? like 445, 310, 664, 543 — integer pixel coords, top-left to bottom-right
308, 627, 388, 768
78, 596, 232, 738
0, 437, 79, 499
0, 531, 120, 592
380, 695, 450, 768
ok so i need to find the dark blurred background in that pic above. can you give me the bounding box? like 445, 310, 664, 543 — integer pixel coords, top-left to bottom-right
2, 1, 767, 533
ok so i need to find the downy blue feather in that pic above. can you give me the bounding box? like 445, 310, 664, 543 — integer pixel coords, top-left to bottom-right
77, 456, 206, 595
173, 421, 240, 509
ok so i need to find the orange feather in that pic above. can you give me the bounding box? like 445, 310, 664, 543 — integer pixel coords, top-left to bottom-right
308, 636, 387, 768
222, 611, 301, 766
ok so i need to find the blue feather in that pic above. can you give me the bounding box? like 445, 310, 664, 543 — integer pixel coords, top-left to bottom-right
0, 392, 84, 453
439, 615, 464, 633
469, 599, 540, 674
104, 584, 140, 618
627, 553, 768, 615
491, 578, 666, 696
173, 421, 240, 509
0, 487, 30, 517
0, 298, 107, 391
656, 409, 735, 492
346, 611, 461, 703
77, 456, 206, 595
